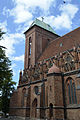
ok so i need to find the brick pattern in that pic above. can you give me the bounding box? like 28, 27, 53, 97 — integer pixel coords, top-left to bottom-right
19, 46, 80, 86
39, 27, 80, 61
24, 26, 59, 68
10, 27, 80, 120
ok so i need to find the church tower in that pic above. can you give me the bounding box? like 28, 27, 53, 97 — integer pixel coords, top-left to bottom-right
24, 18, 59, 69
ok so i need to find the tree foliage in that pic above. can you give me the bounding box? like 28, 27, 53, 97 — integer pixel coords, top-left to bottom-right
0, 29, 5, 40
0, 48, 13, 88
0, 29, 16, 116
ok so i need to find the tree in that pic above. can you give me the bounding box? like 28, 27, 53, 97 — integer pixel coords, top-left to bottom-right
0, 29, 5, 40
0, 29, 16, 116
0, 47, 13, 89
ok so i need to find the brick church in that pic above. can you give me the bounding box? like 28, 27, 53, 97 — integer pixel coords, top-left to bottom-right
10, 19, 80, 120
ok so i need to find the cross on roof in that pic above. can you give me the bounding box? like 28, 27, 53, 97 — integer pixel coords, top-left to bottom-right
41, 17, 44, 22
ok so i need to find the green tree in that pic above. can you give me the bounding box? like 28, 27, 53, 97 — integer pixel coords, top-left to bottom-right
0, 29, 16, 116
0, 29, 5, 40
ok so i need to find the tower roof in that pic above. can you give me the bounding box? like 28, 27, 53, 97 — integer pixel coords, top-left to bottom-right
24, 18, 57, 35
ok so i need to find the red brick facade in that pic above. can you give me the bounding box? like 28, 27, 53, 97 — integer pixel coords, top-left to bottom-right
10, 19, 80, 120
24, 25, 59, 68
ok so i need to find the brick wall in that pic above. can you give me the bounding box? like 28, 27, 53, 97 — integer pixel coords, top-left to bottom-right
24, 26, 59, 68
39, 27, 80, 61
47, 73, 64, 120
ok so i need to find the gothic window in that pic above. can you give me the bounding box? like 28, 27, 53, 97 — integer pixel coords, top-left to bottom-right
28, 58, 30, 68
21, 88, 26, 106
34, 86, 39, 95
28, 37, 32, 68
32, 98, 37, 118
50, 85, 52, 91
64, 54, 75, 71
29, 37, 32, 56
67, 77, 77, 104
65, 55, 72, 63
49, 103, 53, 118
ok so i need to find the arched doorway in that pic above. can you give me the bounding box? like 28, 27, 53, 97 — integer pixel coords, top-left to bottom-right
49, 103, 53, 119
32, 98, 37, 118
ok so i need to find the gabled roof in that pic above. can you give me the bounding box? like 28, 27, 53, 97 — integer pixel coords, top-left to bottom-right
24, 18, 57, 35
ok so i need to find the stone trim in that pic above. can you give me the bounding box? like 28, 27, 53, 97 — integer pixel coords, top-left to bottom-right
63, 69, 80, 76
10, 105, 80, 110
47, 72, 62, 77
18, 79, 47, 88
10, 107, 30, 109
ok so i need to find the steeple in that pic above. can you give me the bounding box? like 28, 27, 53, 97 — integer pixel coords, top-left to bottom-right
24, 18, 59, 69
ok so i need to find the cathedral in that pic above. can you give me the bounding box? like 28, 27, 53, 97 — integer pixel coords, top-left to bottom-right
10, 18, 80, 120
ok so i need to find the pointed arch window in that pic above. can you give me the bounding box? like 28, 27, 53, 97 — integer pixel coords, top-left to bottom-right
49, 103, 53, 118
21, 88, 26, 106
67, 77, 77, 104
29, 37, 32, 56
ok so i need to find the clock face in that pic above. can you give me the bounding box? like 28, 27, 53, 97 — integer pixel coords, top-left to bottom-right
34, 86, 39, 95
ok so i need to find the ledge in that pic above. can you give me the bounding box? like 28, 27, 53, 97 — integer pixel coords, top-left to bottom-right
66, 104, 80, 109
10, 104, 80, 110
10, 107, 30, 109
63, 69, 80, 76
18, 79, 47, 88
47, 72, 62, 77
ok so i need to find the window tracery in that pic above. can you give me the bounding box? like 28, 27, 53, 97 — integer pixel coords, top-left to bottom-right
67, 77, 77, 104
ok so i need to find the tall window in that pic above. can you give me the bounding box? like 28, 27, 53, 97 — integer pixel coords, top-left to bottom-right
21, 88, 26, 106
28, 37, 32, 68
67, 77, 77, 104
49, 103, 53, 118
29, 37, 32, 56
28, 58, 30, 68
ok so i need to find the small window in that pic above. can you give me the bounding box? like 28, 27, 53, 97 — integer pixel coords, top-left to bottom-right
60, 43, 63, 47
28, 58, 31, 68
50, 86, 52, 91
21, 88, 26, 106
34, 86, 39, 95
49, 103, 53, 118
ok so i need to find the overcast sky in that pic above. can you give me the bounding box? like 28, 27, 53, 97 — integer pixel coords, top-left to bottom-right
0, 0, 80, 86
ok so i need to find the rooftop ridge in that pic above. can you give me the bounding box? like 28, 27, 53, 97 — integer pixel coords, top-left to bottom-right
24, 18, 58, 35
